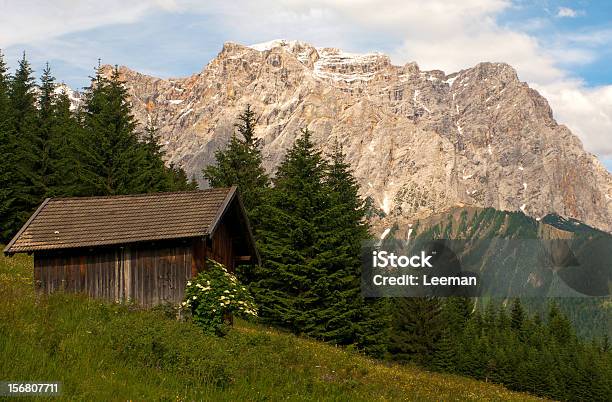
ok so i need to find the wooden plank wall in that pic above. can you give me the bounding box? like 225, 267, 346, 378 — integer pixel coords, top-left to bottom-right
34, 242, 193, 307
210, 221, 234, 271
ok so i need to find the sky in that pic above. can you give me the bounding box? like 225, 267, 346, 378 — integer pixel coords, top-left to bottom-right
1, 0, 611, 171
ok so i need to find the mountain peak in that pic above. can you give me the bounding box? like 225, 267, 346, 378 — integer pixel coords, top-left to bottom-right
86, 40, 612, 233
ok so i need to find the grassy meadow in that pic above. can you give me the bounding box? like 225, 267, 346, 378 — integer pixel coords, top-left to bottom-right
0, 252, 544, 401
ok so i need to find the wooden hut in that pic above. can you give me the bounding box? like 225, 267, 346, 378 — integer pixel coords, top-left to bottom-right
3, 187, 260, 307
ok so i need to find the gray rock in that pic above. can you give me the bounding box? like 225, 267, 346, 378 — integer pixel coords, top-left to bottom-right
100, 40, 612, 232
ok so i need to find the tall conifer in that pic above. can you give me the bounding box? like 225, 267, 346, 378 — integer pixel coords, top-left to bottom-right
251, 128, 328, 332
79, 66, 148, 195
3, 53, 39, 237
0, 50, 14, 241
203, 104, 269, 217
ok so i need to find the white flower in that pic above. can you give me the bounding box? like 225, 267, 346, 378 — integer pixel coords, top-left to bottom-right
224, 290, 230, 294
192, 296, 197, 300
181, 302, 186, 306
187, 281, 192, 286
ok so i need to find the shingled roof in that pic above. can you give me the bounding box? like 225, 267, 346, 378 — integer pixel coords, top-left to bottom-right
4, 187, 241, 254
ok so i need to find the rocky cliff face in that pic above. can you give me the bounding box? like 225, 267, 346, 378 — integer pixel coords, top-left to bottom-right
100, 39, 612, 232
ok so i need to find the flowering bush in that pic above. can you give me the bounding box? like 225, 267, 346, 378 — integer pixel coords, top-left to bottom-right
182, 259, 257, 335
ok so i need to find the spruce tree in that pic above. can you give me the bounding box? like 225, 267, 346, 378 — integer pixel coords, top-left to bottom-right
510, 298, 525, 331
432, 327, 456, 372
36, 63, 56, 197
387, 297, 443, 365
47, 87, 85, 197
0, 50, 14, 241
251, 128, 328, 332
3, 53, 40, 238
167, 162, 197, 191
79, 66, 149, 195
203, 104, 269, 218
311, 141, 388, 354
140, 116, 172, 192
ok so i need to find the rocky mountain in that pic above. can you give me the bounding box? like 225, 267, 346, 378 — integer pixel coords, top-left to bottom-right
98, 39, 612, 232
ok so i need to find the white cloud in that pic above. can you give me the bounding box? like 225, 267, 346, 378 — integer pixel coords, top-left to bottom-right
0, 1, 171, 48
556, 7, 579, 18
534, 82, 612, 159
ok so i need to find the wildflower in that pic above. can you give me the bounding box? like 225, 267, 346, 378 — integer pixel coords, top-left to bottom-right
182, 301, 187, 306
192, 296, 197, 300
187, 281, 192, 286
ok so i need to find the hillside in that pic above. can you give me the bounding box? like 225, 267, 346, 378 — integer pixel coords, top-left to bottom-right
379, 207, 612, 338
0, 252, 544, 401
99, 40, 612, 232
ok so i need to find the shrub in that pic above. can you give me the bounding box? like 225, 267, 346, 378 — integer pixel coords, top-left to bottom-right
183, 259, 257, 335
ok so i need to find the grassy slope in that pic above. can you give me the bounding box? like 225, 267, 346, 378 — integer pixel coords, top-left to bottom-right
0, 253, 543, 401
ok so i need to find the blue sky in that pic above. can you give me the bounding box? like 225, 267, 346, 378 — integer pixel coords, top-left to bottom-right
1, 1, 610, 171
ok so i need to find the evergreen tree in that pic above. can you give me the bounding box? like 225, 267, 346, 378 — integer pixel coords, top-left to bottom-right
140, 116, 172, 192
547, 302, 574, 345
432, 327, 456, 372
0, 50, 14, 241
36, 63, 57, 197
2, 53, 40, 238
441, 297, 473, 335
312, 141, 387, 355
203, 104, 269, 216
47, 87, 85, 197
251, 128, 329, 332
387, 297, 442, 366
166, 162, 197, 191
79, 66, 149, 195
510, 298, 525, 331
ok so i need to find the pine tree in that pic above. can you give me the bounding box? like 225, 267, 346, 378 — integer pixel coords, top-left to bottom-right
166, 162, 197, 191
547, 302, 574, 345
2, 53, 40, 239
441, 297, 473, 335
140, 116, 172, 192
36, 63, 57, 197
250, 128, 328, 332
310, 141, 387, 354
387, 297, 443, 365
203, 104, 269, 217
510, 298, 525, 331
47, 87, 85, 197
79, 66, 149, 195
0, 50, 14, 241
432, 327, 456, 372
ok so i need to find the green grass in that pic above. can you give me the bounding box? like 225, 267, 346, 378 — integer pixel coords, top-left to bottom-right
0, 252, 544, 401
